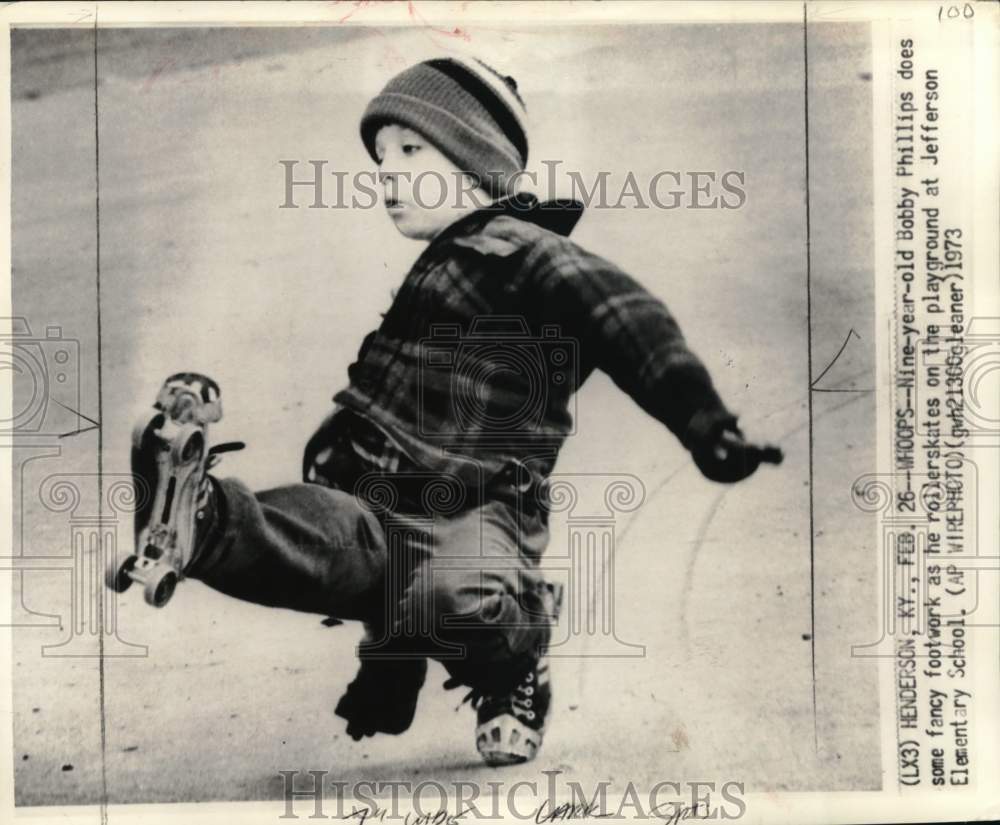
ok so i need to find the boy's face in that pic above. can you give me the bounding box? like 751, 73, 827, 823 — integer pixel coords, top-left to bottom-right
374, 124, 484, 240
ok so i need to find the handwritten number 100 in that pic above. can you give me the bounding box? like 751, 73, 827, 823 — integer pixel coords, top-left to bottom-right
938, 3, 975, 20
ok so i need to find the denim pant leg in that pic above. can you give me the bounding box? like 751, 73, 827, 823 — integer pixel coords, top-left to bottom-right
186, 477, 388, 623
369, 500, 552, 692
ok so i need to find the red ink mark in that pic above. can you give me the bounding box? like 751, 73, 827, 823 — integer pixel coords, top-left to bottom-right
407, 1, 472, 42
325, 0, 472, 44
368, 26, 414, 70
329, 0, 376, 24
143, 57, 177, 93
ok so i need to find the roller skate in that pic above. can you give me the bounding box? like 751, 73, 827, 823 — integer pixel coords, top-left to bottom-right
470, 582, 563, 766
105, 373, 243, 607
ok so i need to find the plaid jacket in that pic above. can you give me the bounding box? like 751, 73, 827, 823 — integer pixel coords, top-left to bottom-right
331, 194, 735, 488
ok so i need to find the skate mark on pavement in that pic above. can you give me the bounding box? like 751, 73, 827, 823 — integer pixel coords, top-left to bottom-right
676, 390, 874, 640
579, 388, 873, 711
615, 388, 873, 564
758, 366, 872, 427
577, 388, 874, 694
678, 489, 727, 655
576, 457, 689, 693
779, 386, 874, 443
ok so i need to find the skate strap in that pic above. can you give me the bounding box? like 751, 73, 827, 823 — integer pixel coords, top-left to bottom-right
209, 441, 246, 455
205, 441, 246, 472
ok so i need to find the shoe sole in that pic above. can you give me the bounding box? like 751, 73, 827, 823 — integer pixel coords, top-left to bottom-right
475, 592, 560, 767
105, 377, 216, 607
476, 713, 544, 766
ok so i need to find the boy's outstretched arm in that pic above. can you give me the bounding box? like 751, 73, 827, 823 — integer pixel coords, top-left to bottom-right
528, 238, 782, 483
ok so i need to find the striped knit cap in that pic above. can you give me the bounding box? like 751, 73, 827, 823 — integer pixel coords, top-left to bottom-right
360, 57, 528, 198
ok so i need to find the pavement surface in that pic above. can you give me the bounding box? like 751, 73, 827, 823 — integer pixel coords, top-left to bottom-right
10, 22, 881, 807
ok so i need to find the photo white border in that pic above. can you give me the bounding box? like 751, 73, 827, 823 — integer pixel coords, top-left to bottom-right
2, 2, 997, 824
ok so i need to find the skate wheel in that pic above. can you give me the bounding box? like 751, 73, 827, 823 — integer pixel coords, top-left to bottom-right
171, 423, 205, 465
143, 566, 178, 608
105, 554, 138, 593
132, 410, 165, 452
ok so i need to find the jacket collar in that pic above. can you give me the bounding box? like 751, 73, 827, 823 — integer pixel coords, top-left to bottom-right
433, 192, 585, 247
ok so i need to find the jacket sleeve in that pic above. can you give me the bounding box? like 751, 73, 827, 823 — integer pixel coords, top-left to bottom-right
528, 236, 737, 449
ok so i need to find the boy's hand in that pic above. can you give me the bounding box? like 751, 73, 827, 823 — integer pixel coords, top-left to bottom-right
692, 426, 783, 483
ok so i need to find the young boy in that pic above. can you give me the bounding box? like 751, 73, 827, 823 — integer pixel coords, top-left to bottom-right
111, 56, 781, 767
